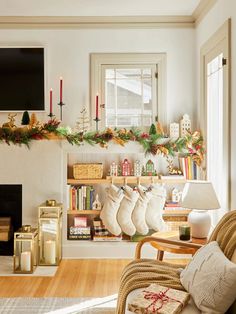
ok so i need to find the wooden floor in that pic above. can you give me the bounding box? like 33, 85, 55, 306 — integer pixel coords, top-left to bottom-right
0, 259, 188, 297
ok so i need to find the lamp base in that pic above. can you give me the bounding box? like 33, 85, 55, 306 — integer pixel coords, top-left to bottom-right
188, 210, 211, 238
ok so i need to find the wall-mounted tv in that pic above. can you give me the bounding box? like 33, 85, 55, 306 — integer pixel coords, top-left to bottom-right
0, 47, 45, 111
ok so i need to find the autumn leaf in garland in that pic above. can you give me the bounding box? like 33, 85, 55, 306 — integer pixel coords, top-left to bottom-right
113, 136, 125, 146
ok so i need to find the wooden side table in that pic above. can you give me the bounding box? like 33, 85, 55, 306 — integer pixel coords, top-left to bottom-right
151, 231, 207, 261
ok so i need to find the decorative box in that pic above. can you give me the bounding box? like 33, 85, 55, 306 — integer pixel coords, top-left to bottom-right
73, 163, 103, 179
128, 284, 190, 314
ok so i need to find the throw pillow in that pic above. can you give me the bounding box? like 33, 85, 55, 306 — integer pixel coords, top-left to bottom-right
132, 185, 152, 235
180, 241, 236, 314
100, 184, 124, 236
117, 185, 139, 236
145, 183, 167, 231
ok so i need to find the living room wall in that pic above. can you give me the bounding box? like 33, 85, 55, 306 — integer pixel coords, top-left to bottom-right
195, 0, 236, 209
0, 27, 196, 229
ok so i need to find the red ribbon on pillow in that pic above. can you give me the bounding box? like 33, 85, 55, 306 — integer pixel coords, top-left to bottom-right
143, 288, 183, 313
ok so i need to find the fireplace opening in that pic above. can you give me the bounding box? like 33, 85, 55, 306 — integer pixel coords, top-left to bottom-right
0, 185, 22, 256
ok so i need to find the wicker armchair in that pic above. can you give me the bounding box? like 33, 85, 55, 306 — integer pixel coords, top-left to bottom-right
116, 210, 236, 314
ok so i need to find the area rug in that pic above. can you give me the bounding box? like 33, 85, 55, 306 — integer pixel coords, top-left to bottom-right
0, 256, 58, 277
0, 296, 117, 314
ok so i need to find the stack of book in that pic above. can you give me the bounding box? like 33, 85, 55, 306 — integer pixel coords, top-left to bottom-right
68, 216, 91, 240
93, 220, 122, 241
164, 201, 184, 210
68, 185, 95, 210
179, 156, 201, 180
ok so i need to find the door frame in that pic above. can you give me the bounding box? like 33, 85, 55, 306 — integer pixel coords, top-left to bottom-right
200, 19, 231, 209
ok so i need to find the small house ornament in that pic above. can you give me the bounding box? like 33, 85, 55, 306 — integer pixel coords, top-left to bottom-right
145, 160, 155, 176
172, 188, 181, 203
121, 159, 131, 176
110, 161, 118, 176
169, 123, 180, 138
134, 160, 142, 177
92, 194, 102, 210
180, 114, 191, 137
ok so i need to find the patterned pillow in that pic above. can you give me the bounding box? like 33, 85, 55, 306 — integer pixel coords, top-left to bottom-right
180, 241, 236, 314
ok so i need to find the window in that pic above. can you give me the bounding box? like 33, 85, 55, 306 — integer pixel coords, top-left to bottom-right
201, 19, 231, 221
91, 53, 166, 129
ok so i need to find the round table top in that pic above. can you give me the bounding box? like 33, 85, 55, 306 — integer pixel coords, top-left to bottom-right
151, 231, 207, 255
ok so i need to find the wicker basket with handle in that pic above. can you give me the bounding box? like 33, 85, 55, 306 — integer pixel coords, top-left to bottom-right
73, 163, 103, 179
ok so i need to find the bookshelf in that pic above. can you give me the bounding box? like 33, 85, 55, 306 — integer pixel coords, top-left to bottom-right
67, 175, 190, 242
67, 176, 187, 185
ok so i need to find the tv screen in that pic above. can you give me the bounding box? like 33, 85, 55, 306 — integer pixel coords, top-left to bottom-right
0, 47, 45, 111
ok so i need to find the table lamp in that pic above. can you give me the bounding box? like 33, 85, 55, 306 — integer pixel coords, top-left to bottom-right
180, 181, 220, 238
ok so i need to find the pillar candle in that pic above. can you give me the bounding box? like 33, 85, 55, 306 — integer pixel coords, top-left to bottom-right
60, 77, 63, 103
50, 88, 53, 114
20, 251, 31, 271
44, 240, 56, 264
96, 94, 99, 119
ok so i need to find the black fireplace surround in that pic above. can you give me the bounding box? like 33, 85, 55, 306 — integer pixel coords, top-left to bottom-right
0, 184, 22, 255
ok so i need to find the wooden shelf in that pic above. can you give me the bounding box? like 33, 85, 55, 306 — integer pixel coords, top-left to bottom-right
67, 210, 101, 215
67, 176, 186, 185
67, 179, 108, 185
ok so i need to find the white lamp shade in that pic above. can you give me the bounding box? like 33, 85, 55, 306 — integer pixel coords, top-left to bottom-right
180, 181, 220, 210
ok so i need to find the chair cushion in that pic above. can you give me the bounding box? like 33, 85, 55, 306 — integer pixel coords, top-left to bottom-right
125, 288, 200, 314
180, 241, 236, 314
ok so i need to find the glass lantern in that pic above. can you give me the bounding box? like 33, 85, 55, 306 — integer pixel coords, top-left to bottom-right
13, 228, 38, 274
38, 202, 62, 266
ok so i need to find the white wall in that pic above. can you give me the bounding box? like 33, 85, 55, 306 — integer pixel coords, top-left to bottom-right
0, 27, 196, 257
195, 0, 236, 209
0, 0, 199, 16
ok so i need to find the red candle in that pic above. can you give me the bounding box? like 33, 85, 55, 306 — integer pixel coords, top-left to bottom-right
50, 88, 53, 114
96, 94, 99, 119
60, 77, 63, 103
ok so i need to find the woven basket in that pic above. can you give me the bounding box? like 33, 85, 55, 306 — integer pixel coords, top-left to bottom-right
73, 163, 103, 179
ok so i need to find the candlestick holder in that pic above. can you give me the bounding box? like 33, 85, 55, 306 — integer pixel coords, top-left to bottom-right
93, 117, 100, 132
58, 101, 65, 121
48, 113, 55, 119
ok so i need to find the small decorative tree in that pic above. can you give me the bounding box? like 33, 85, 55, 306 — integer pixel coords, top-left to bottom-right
149, 123, 157, 135
21, 111, 30, 125
75, 107, 90, 133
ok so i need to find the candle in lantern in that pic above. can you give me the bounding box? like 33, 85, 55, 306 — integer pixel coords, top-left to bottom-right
60, 77, 63, 103
50, 88, 53, 114
95, 94, 99, 119
44, 240, 56, 264
20, 251, 31, 272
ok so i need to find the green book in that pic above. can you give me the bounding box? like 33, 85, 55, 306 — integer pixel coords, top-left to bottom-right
86, 186, 91, 210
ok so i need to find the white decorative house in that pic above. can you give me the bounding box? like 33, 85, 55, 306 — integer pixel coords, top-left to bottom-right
180, 114, 191, 137
169, 122, 180, 138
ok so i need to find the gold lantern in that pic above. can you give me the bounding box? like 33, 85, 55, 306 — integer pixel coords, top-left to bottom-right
13, 227, 38, 274
38, 202, 62, 266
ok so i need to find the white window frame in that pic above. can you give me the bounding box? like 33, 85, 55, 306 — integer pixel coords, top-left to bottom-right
90, 53, 167, 129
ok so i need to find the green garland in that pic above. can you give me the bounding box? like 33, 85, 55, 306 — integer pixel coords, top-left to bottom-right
0, 119, 204, 165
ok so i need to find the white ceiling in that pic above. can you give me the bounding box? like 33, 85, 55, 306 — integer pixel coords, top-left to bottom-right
0, 0, 201, 16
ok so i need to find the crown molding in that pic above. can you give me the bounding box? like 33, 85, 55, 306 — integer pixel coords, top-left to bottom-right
193, 0, 217, 26
0, 15, 195, 29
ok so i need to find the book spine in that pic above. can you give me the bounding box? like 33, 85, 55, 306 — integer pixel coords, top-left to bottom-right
187, 156, 192, 180
86, 186, 91, 210
184, 157, 189, 179
90, 188, 94, 209
79, 187, 82, 210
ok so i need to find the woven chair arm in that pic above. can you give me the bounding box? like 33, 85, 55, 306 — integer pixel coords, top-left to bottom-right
135, 236, 204, 259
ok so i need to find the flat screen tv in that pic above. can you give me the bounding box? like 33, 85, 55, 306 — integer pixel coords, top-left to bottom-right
0, 47, 45, 111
